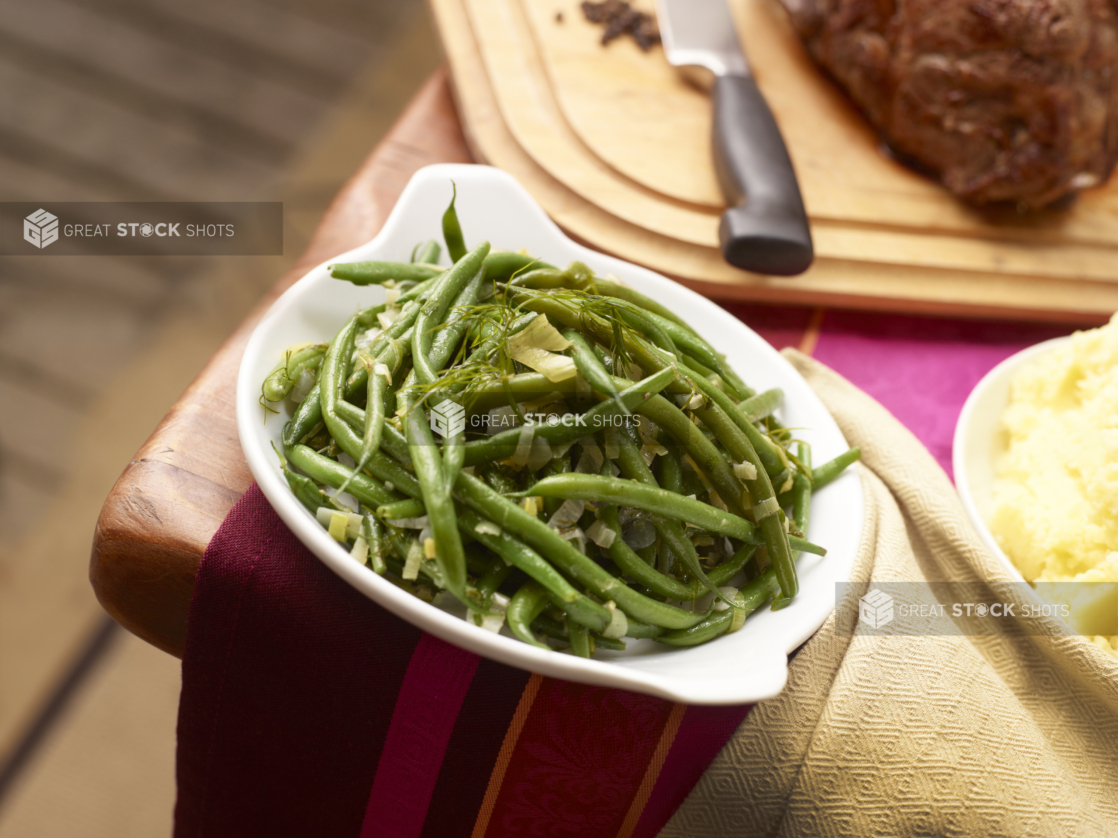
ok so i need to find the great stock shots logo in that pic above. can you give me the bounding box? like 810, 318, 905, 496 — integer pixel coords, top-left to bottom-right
2, 202, 283, 255
23, 209, 59, 249
859, 589, 895, 629
430, 399, 466, 439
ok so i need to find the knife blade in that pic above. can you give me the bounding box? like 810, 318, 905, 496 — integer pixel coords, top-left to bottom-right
657, 0, 813, 276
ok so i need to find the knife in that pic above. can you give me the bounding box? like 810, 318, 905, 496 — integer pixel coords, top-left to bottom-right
656, 0, 813, 276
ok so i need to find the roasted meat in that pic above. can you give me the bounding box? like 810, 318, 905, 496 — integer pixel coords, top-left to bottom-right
781, 0, 1118, 207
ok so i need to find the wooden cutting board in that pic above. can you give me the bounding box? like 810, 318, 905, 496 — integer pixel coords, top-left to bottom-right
429, 0, 1118, 321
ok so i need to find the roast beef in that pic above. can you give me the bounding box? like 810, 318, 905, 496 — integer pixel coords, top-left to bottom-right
780, 0, 1118, 207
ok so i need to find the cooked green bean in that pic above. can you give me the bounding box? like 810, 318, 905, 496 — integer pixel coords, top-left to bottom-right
507, 581, 550, 648
442, 182, 467, 263
813, 447, 861, 489
331, 261, 442, 285
411, 239, 441, 265
568, 622, 592, 657
517, 474, 756, 542
262, 343, 326, 402
563, 328, 622, 404
485, 251, 555, 280
460, 366, 675, 467
598, 505, 693, 600
413, 243, 490, 385
690, 401, 798, 604
614, 424, 726, 601
455, 471, 708, 630
739, 389, 784, 423
792, 441, 812, 536
285, 444, 401, 508
377, 498, 427, 521
655, 569, 781, 647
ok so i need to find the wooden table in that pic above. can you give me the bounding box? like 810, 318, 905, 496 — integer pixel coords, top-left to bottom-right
90, 69, 471, 658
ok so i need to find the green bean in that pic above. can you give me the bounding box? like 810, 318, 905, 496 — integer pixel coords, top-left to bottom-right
611, 301, 678, 358
680, 357, 789, 484
532, 612, 569, 643
442, 182, 467, 263
507, 287, 749, 514
412, 242, 490, 385
615, 424, 726, 601
274, 444, 332, 513
484, 251, 555, 281
285, 444, 402, 508
363, 514, 387, 575
568, 622, 592, 657
454, 471, 708, 629
630, 393, 748, 518
645, 312, 723, 373
788, 535, 825, 556
340, 355, 389, 493
635, 542, 657, 566
403, 386, 469, 603
344, 300, 422, 394
427, 267, 487, 378
598, 505, 693, 600
517, 474, 756, 542
791, 442, 811, 536
284, 314, 416, 450
690, 402, 797, 603
467, 311, 536, 367
563, 329, 622, 404
507, 581, 550, 648
529, 261, 696, 334
593, 635, 626, 651
377, 498, 427, 521
481, 464, 520, 495
458, 508, 610, 632
656, 445, 684, 494
508, 267, 565, 288
813, 447, 861, 489
460, 366, 676, 467
470, 562, 512, 610
411, 239, 441, 264
363, 470, 611, 631
620, 615, 663, 638
655, 569, 781, 646
739, 389, 784, 423
262, 344, 326, 402
331, 261, 443, 285
317, 316, 371, 463
397, 277, 441, 306
539, 454, 572, 517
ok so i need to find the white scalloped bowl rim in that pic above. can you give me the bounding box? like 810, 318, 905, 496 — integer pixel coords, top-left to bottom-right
237, 164, 863, 705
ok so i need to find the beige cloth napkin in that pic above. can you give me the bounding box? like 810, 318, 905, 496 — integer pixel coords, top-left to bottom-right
660, 350, 1118, 838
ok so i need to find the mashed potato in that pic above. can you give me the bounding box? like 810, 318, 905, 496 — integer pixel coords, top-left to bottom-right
990, 315, 1118, 655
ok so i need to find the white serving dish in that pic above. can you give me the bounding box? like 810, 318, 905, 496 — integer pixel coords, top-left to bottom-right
953, 336, 1072, 583
236, 164, 862, 705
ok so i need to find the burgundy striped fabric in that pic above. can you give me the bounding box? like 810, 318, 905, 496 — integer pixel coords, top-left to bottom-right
174, 485, 752, 838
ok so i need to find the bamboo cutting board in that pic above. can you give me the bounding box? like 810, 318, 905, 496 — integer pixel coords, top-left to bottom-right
429, 0, 1118, 321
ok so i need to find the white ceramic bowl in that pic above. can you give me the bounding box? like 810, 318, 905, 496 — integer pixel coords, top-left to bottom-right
236, 164, 863, 705
953, 336, 1071, 582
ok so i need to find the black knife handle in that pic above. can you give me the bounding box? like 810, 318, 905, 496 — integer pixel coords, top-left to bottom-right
712, 74, 813, 276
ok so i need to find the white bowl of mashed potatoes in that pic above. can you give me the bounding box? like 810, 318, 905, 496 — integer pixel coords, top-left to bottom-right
954, 318, 1118, 655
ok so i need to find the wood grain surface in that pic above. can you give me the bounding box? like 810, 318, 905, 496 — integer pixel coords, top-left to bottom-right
89, 69, 471, 658
433, 0, 1118, 321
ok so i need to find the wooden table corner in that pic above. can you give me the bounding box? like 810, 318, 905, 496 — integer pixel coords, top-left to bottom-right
89, 68, 472, 658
